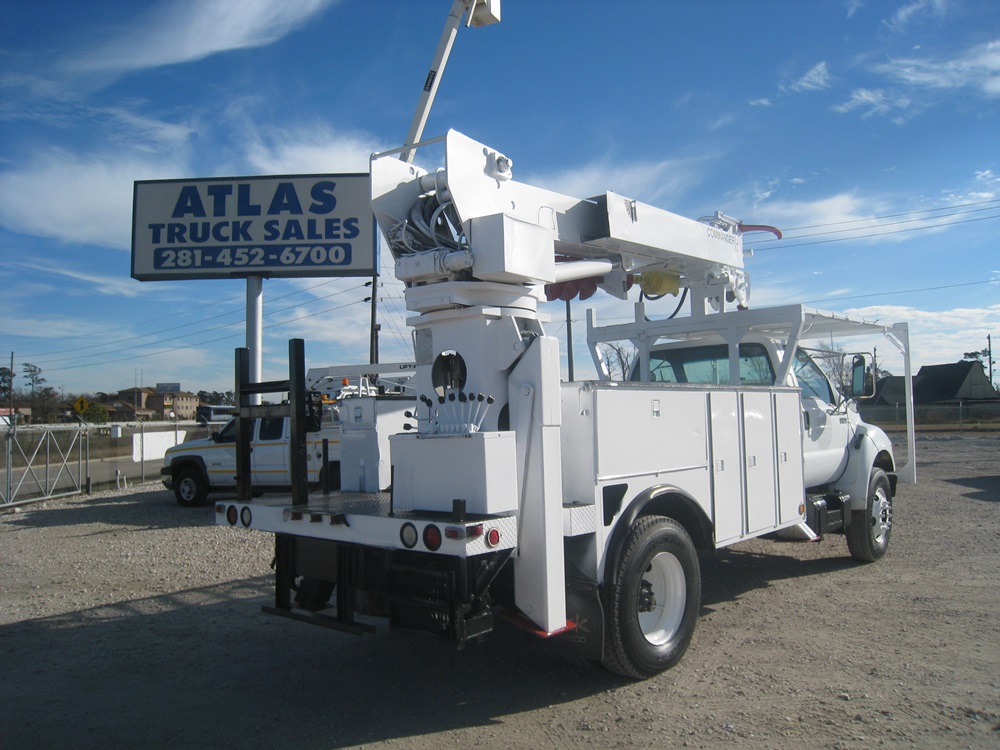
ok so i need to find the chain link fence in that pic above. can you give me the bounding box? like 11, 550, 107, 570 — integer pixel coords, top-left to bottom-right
2, 421, 217, 506
860, 401, 1000, 434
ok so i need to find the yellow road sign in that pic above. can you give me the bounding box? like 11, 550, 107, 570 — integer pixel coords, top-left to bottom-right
73, 396, 90, 414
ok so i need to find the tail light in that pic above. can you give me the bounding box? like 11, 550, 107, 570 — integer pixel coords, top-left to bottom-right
423, 524, 442, 551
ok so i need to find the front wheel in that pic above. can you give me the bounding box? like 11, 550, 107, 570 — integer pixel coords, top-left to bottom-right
174, 468, 209, 507
603, 515, 701, 679
847, 468, 893, 562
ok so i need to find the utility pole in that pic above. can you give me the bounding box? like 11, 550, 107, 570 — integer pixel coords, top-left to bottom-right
988, 334, 995, 387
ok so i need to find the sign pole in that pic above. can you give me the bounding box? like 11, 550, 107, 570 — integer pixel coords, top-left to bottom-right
247, 276, 263, 405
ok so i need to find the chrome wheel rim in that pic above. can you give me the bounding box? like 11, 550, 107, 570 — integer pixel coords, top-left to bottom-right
871, 486, 892, 544
637, 552, 686, 645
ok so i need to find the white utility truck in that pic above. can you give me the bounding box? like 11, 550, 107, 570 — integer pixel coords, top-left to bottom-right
163, 364, 413, 506
217, 131, 915, 678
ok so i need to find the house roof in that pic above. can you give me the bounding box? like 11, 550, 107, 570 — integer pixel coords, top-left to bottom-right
914, 362, 976, 403
875, 360, 999, 405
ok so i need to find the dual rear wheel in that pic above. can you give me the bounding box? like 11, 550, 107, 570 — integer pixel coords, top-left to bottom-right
603, 515, 701, 679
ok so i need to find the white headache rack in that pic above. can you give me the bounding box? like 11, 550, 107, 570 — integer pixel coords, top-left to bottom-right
587, 302, 916, 484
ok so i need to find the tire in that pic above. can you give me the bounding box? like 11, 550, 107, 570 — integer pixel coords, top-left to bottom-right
847, 468, 893, 562
174, 467, 209, 507
603, 515, 701, 679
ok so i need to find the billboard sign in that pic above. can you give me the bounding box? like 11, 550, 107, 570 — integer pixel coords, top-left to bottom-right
132, 174, 375, 281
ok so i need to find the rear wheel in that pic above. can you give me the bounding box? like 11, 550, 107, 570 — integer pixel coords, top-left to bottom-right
174, 468, 208, 507
603, 515, 701, 679
847, 468, 893, 562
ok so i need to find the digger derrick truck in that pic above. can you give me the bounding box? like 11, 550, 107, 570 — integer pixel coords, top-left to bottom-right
218, 130, 915, 678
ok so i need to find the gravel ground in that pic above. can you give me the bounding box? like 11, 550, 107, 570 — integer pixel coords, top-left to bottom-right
1, 434, 998, 749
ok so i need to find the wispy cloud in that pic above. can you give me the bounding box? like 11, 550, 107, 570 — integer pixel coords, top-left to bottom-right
0, 148, 188, 249
882, 0, 949, 33
9, 261, 146, 298
67, 0, 338, 76
245, 125, 384, 174
529, 152, 718, 207
748, 191, 888, 231
833, 87, 912, 118
874, 38, 1000, 98
783, 61, 833, 92
843, 302, 1000, 370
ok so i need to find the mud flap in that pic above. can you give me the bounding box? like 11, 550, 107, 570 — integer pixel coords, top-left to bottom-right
548, 578, 604, 662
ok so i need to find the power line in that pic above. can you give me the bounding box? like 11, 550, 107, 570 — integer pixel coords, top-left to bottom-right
771, 197, 1000, 233
804, 278, 999, 305
42, 299, 363, 374
17, 276, 347, 359
751, 212, 1000, 250
28, 282, 368, 369
751, 204, 1000, 246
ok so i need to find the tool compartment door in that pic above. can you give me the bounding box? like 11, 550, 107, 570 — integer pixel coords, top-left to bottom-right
710, 390, 744, 545
742, 391, 778, 534
775, 390, 806, 524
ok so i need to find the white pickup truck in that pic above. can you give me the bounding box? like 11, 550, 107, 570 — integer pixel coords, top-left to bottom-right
161, 411, 343, 507
162, 365, 414, 507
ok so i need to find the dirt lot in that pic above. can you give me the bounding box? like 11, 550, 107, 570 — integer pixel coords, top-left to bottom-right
1, 435, 998, 749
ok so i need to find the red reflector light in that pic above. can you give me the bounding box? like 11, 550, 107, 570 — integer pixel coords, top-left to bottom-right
226, 505, 238, 526
467, 523, 484, 538
486, 527, 501, 547
423, 524, 442, 551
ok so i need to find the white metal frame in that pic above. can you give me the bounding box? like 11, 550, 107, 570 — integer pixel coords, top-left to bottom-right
586, 302, 916, 483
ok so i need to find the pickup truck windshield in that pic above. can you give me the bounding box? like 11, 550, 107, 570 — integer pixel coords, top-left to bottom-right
216, 418, 237, 442
635, 343, 775, 385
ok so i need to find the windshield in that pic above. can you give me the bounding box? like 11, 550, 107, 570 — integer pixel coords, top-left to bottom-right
635, 343, 776, 386
216, 418, 237, 442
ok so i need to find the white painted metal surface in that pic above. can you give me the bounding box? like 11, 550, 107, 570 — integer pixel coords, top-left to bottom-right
389, 431, 518, 514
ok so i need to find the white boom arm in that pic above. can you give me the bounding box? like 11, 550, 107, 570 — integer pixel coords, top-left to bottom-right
372, 130, 749, 313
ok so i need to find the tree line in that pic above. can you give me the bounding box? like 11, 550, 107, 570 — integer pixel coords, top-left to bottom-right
1, 362, 235, 425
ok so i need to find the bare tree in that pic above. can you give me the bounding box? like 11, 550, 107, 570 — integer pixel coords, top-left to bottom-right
810, 343, 852, 396
598, 342, 637, 381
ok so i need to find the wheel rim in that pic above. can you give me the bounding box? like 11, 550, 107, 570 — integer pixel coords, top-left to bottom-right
871, 485, 892, 544
637, 551, 686, 646
179, 479, 196, 501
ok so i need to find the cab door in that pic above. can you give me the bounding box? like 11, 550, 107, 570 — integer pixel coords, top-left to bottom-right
794, 350, 853, 488
252, 417, 288, 485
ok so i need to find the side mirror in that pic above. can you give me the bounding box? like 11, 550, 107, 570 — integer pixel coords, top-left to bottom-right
850, 354, 875, 399
211, 430, 220, 442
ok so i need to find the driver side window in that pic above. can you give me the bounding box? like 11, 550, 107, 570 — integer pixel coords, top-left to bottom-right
794, 350, 835, 405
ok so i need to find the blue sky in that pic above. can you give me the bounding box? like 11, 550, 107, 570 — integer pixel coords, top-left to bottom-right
1, 0, 998, 396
